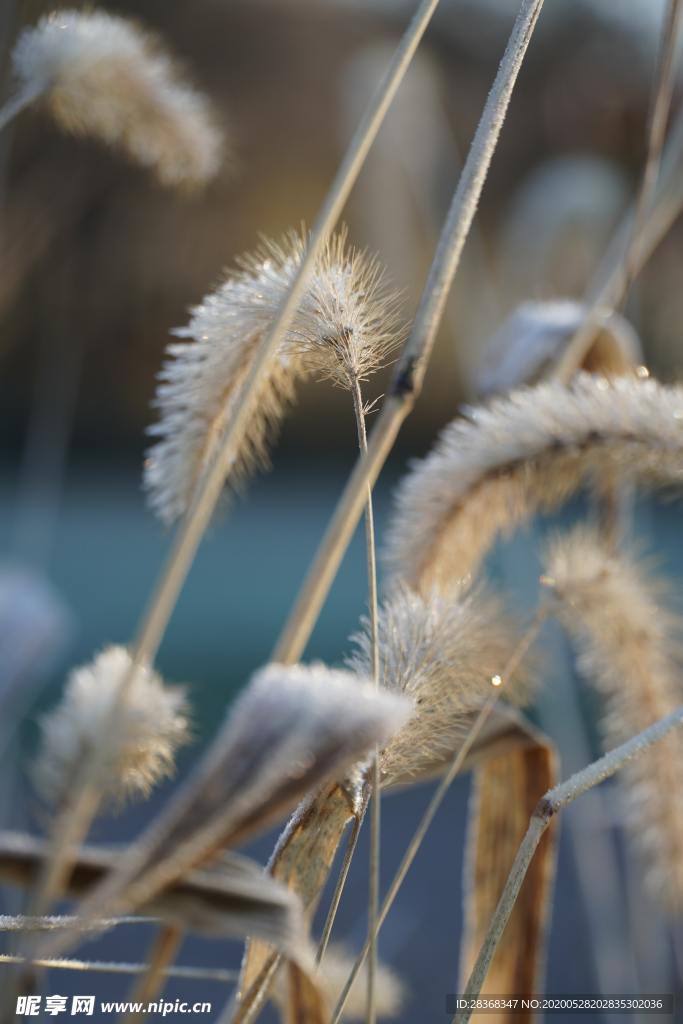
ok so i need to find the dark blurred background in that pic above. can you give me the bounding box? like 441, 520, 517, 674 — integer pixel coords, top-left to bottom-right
1, 0, 683, 1020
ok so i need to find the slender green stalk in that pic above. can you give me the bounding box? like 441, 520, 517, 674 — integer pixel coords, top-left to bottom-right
22, 0, 442, 934
454, 706, 683, 1023
273, 0, 547, 666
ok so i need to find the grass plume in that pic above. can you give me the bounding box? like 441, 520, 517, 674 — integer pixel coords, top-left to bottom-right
348, 583, 531, 787
385, 373, 683, 590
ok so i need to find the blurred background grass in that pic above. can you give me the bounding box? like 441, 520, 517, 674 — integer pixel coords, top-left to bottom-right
2, 1, 683, 1020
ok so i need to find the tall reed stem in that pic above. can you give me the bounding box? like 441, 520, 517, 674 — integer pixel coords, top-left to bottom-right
454, 706, 683, 1023
22, 0, 442, 931
273, 0, 547, 666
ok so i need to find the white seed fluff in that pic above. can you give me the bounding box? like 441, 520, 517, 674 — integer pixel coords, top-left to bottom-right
10, 9, 222, 187
35, 646, 190, 808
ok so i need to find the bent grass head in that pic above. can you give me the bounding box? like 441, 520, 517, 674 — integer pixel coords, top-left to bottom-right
6, 8, 223, 187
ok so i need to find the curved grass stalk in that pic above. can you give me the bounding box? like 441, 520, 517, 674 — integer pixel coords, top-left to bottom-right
273, 0, 548, 665
22, 0, 442, 933
454, 706, 683, 1023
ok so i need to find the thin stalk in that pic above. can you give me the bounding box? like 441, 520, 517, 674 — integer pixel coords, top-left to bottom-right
619, 0, 682, 306
454, 705, 683, 1023
349, 377, 381, 1024
0, 953, 237, 983
331, 610, 546, 1024
273, 0, 547, 666
0, 85, 40, 132
316, 799, 369, 966
23, 0, 442, 931
122, 924, 183, 1024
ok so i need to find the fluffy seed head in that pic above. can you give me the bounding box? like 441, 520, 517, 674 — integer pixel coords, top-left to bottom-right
288, 230, 404, 388
543, 528, 683, 911
347, 583, 530, 786
35, 646, 190, 808
385, 373, 683, 591
11, 9, 222, 187
145, 230, 403, 524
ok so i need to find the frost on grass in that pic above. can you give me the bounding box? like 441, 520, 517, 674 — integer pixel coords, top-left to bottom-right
35, 646, 190, 808
347, 583, 530, 787
56, 663, 411, 940
145, 229, 403, 524
9, 9, 222, 187
385, 373, 683, 591
543, 527, 683, 910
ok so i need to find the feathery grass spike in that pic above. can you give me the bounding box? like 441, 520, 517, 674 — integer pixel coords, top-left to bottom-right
145, 230, 403, 524
385, 373, 683, 590
5, 9, 222, 186
35, 646, 190, 808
